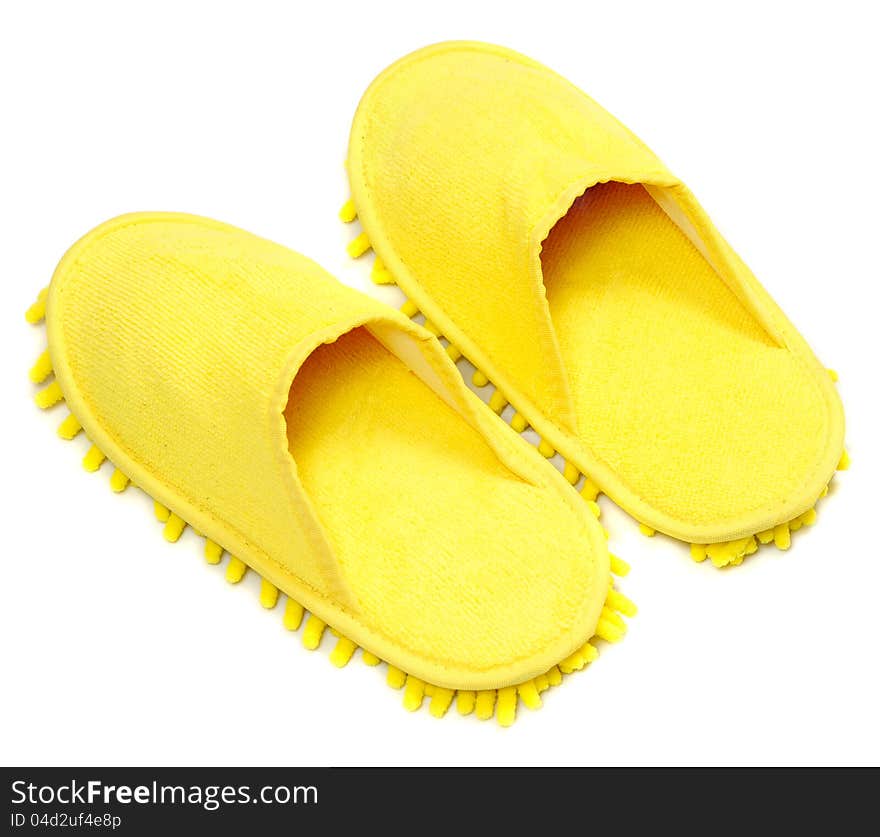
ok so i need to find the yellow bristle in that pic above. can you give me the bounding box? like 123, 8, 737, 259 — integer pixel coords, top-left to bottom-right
601, 607, 626, 629
429, 687, 455, 718
301, 614, 326, 649
57, 413, 83, 440
29, 350, 53, 384
110, 469, 130, 493
35, 380, 64, 409
330, 636, 357, 668
773, 523, 791, 550
153, 501, 170, 522
471, 369, 489, 388
338, 198, 357, 223
259, 579, 279, 609
610, 554, 630, 577
580, 478, 600, 501
756, 528, 774, 544
596, 618, 625, 643
496, 686, 518, 727
346, 232, 371, 258
163, 513, 186, 543
371, 257, 394, 285
82, 445, 106, 472
510, 412, 528, 433
25, 288, 48, 324
403, 676, 426, 711
517, 680, 542, 710
456, 690, 476, 715
488, 390, 507, 414
225, 556, 247, 584
537, 439, 555, 458
475, 690, 496, 721
606, 588, 637, 617
283, 598, 304, 631
204, 539, 224, 564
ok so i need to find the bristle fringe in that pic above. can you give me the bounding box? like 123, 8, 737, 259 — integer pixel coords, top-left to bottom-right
29, 272, 635, 726
687, 475, 841, 567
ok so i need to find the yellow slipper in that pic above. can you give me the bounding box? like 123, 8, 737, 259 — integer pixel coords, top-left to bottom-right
27, 212, 633, 725
342, 41, 847, 568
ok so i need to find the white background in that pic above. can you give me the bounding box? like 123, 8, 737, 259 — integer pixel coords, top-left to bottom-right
1, 0, 877, 766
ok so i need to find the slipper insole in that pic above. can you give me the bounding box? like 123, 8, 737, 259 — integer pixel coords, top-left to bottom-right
284, 327, 596, 666
541, 182, 829, 527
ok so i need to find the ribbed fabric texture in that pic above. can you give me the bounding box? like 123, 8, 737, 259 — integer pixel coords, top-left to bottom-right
350, 43, 673, 434
48, 213, 610, 688
58, 216, 378, 603
347, 41, 845, 542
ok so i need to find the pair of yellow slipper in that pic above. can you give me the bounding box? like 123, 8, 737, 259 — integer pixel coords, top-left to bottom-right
28, 42, 846, 726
